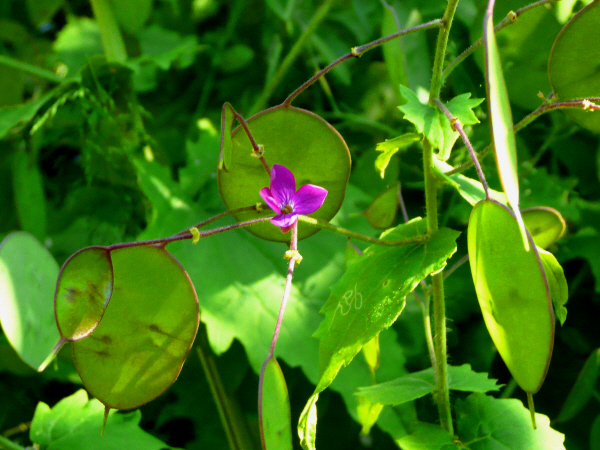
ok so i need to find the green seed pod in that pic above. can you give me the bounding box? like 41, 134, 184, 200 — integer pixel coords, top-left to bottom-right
468, 200, 554, 397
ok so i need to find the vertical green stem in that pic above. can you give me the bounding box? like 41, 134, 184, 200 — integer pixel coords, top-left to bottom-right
90, 0, 127, 62
423, 140, 453, 435
429, 0, 460, 100
424, 0, 460, 435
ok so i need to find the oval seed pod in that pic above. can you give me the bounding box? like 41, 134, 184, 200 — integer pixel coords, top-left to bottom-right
468, 200, 554, 398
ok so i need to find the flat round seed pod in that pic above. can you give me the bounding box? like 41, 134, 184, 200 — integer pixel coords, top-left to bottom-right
218, 105, 351, 242
549, 0, 600, 133
468, 200, 554, 394
55, 247, 113, 342
73, 245, 199, 410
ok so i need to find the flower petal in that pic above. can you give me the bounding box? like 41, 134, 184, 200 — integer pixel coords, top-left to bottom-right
292, 184, 328, 215
270, 213, 298, 230
260, 187, 281, 214
270, 165, 296, 207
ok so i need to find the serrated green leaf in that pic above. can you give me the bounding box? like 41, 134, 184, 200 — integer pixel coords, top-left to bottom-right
0, 232, 61, 371
357, 364, 501, 405
397, 422, 457, 450
261, 357, 293, 450
555, 348, 600, 423
375, 133, 421, 178
398, 86, 482, 160
30, 390, 179, 450
538, 248, 568, 325
455, 393, 565, 449
313, 218, 459, 393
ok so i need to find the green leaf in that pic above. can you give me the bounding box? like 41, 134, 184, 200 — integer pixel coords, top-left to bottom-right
26, 0, 64, 27
298, 393, 318, 450
468, 200, 554, 393
375, 133, 421, 178
560, 227, 600, 293
483, 4, 528, 249
396, 422, 457, 450
356, 396, 383, 436
260, 357, 293, 450
73, 245, 199, 409
363, 183, 399, 230
555, 348, 600, 423
522, 207, 566, 250
216, 44, 255, 73
455, 393, 565, 449
361, 335, 380, 377
538, 248, 568, 325
313, 218, 459, 393
549, 0, 600, 133
108, 0, 153, 34
53, 17, 103, 75
398, 86, 482, 160
0, 232, 61, 371
357, 364, 501, 405
0, 90, 53, 140
218, 106, 351, 242
219, 102, 236, 171
55, 247, 113, 341
12, 149, 47, 240
433, 159, 507, 206
30, 390, 179, 450
591, 414, 600, 450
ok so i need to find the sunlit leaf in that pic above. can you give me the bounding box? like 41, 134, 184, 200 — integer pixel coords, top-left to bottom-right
396, 422, 456, 450
73, 245, 199, 409
357, 364, 501, 406
549, 0, 600, 133
398, 85, 482, 160
555, 348, 600, 423
455, 393, 565, 449
468, 200, 554, 393
0, 232, 61, 371
483, 2, 528, 249
218, 105, 351, 242
260, 357, 293, 450
30, 390, 179, 450
313, 218, 458, 393
298, 393, 318, 450
374, 133, 421, 178
356, 396, 383, 436
108, 0, 153, 34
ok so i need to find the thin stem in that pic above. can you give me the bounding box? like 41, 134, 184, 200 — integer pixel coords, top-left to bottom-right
433, 98, 490, 198
420, 291, 437, 371
398, 182, 409, 223
297, 215, 427, 247
251, 0, 337, 114
258, 223, 299, 449
0, 55, 63, 83
90, 0, 127, 62
445, 98, 600, 175
108, 216, 273, 250
443, 254, 469, 279
283, 19, 443, 107
233, 111, 271, 175
172, 205, 264, 237
423, 139, 453, 434
442, 0, 560, 81
0, 435, 25, 450
429, 0, 460, 101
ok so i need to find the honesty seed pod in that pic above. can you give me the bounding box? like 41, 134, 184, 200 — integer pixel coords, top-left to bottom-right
468, 199, 555, 427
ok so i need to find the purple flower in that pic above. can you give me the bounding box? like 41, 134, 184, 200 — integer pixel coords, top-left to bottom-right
260, 164, 328, 233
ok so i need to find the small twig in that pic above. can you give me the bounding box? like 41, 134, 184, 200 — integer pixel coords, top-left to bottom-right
233, 111, 271, 175
445, 97, 600, 175
297, 215, 427, 247
0, 55, 64, 83
283, 19, 443, 107
433, 98, 490, 198
443, 254, 469, 279
442, 0, 560, 81
107, 216, 273, 251
171, 205, 264, 237
398, 182, 409, 223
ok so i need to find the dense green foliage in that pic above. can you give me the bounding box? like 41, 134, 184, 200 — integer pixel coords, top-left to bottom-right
0, 0, 599, 449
